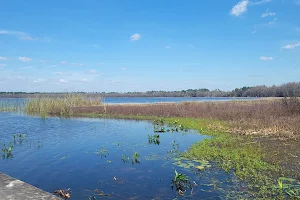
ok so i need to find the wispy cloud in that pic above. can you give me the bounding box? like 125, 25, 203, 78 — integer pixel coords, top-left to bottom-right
0, 29, 37, 40
33, 79, 44, 83
165, 45, 171, 49
260, 56, 273, 60
40, 60, 47, 63
58, 79, 69, 83
230, 0, 271, 16
261, 9, 276, 18
55, 72, 73, 75
0, 56, 8, 61
282, 42, 300, 49
130, 33, 141, 41
60, 61, 84, 66
0, 64, 6, 67
18, 56, 32, 62
268, 18, 277, 25
121, 67, 126, 70
81, 79, 88, 82
88, 69, 98, 74
252, 0, 271, 5
19, 66, 35, 69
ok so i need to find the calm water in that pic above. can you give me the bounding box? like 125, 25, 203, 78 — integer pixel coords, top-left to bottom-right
102, 97, 259, 104
0, 112, 243, 199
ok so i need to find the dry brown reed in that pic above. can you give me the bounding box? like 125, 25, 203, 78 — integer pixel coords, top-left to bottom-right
72, 98, 300, 138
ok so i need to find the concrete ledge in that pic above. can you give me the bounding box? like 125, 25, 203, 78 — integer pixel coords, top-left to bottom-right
0, 172, 61, 200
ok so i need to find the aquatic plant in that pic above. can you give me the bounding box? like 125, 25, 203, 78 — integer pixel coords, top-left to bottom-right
276, 177, 300, 198
132, 152, 140, 164
148, 134, 160, 145
172, 170, 194, 196
1, 143, 14, 159
13, 134, 26, 144
25, 94, 102, 118
121, 155, 130, 163
96, 146, 108, 157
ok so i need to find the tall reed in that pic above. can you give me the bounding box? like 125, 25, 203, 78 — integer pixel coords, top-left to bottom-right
25, 94, 102, 118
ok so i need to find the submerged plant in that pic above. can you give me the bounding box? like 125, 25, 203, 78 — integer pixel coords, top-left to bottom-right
132, 152, 140, 164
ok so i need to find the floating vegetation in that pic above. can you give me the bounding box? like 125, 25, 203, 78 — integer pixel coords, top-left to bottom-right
153, 119, 189, 133
122, 155, 130, 163
148, 134, 160, 145
168, 140, 180, 155
172, 157, 211, 171
13, 134, 26, 144
132, 152, 140, 164
172, 170, 196, 196
96, 146, 108, 157
54, 188, 71, 199
92, 189, 111, 197
1, 143, 14, 159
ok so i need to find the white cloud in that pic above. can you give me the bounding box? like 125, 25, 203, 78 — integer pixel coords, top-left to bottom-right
121, 67, 126, 70
261, 9, 276, 18
33, 79, 43, 83
59, 79, 68, 83
18, 56, 32, 62
0, 64, 6, 67
0, 56, 8, 61
252, 0, 271, 5
282, 42, 300, 49
55, 72, 73, 75
19, 35, 36, 41
230, 0, 271, 16
268, 18, 277, 25
230, 0, 249, 16
260, 56, 273, 60
81, 79, 88, 82
19, 66, 35, 69
0, 29, 36, 40
60, 61, 68, 64
88, 69, 98, 74
130, 33, 141, 41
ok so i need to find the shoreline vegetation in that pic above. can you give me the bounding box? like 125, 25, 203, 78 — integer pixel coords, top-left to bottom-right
1, 94, 300, 198
0, 82, 300, 98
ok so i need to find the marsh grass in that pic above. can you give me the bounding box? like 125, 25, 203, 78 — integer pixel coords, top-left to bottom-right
72, 98, 300, 138
25, 94, 102, 118
0, 99, 26, 112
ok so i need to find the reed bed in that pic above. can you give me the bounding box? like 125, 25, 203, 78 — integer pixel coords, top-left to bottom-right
72, 98, 300, 138
25, 94, 102, 118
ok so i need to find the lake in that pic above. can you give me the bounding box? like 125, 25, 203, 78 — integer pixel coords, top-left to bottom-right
102, 97, 259, 104
0, 112, 244, 199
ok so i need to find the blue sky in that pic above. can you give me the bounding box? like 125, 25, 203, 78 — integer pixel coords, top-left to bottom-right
0, 0, 299, 92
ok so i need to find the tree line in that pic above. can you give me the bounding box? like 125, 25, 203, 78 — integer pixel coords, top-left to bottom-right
1, 82, 300, 98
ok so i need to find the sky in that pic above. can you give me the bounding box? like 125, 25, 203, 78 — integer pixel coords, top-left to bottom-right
0, 0, 299, 92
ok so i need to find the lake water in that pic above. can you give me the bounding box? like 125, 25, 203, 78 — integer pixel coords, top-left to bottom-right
102, 97, 259, 104
0, 112, 244, 199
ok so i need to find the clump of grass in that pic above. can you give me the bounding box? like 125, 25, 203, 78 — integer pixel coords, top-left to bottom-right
25, 94, 102, 118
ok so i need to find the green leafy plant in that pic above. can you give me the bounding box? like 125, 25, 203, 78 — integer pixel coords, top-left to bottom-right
148, 134, 160, 145
132, 152, 140, 164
